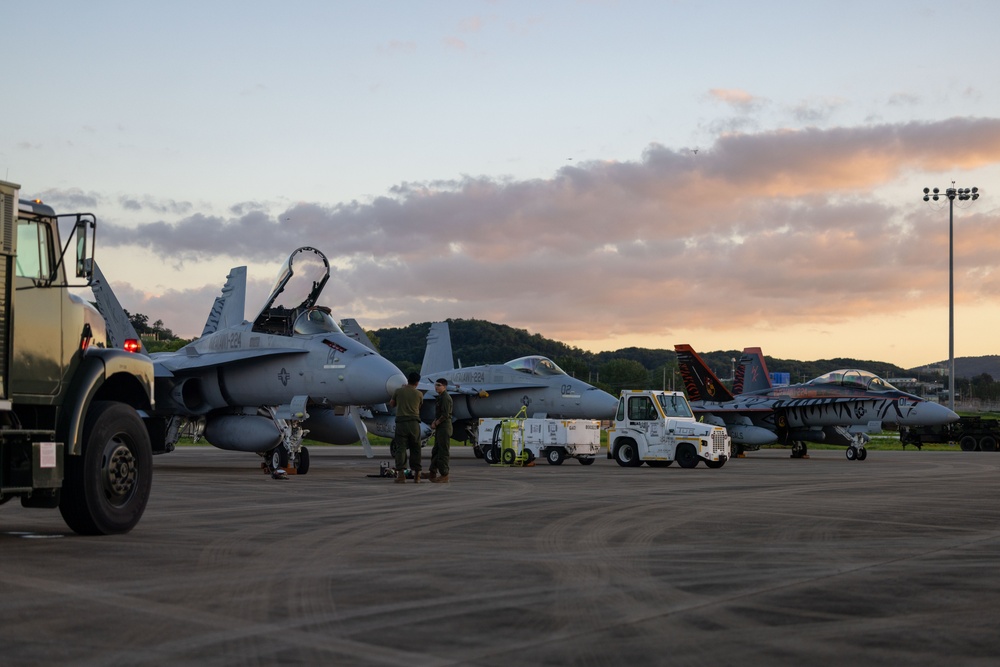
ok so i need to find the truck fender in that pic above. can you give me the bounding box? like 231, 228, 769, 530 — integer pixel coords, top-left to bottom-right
57, 349, 155, 456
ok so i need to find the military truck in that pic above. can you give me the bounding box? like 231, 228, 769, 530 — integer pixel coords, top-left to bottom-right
0, 180, 156, 534
607, 389, 731, 468
900, 416, 1000, 451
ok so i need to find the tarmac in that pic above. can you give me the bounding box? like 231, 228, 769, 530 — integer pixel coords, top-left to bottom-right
2, 445, 999, 666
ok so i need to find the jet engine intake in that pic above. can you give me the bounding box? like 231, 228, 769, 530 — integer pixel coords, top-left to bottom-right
156, 378, 212, 416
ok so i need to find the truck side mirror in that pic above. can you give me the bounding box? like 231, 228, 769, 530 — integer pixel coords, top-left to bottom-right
74, 218, 92, 280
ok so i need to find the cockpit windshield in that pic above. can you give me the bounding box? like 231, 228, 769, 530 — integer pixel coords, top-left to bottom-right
505, 355, 567, 377
657, 393, 693, 418
807, 369, 898, 391
293, 308, 343, 335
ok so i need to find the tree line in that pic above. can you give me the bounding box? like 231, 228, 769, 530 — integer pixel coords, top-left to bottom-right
118, 313, 999, 398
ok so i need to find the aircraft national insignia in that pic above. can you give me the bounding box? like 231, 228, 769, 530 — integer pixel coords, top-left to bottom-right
278, 368, 290, 387
706, 380, 716, 398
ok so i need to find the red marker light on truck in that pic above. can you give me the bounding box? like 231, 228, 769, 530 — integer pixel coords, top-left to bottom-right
124, 339, 141, 353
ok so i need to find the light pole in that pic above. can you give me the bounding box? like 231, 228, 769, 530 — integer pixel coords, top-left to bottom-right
923, 184, 979, 412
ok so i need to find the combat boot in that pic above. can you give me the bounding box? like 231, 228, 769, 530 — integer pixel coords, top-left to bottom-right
431, 474, 449, 484
427, 469, 437, 482
395, 470, 406, 484
413, 469, 420, 483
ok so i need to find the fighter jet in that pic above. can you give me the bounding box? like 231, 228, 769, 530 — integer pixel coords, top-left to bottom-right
91, 247, 407, 473
415, 321, 619, 458
675, 343, 959, 461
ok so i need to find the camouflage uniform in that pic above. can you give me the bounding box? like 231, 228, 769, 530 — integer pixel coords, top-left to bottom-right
391, 384, 424, 474
430, 390, 453, 477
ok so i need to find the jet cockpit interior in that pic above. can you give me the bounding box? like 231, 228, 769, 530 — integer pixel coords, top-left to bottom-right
252, 247, 331, 336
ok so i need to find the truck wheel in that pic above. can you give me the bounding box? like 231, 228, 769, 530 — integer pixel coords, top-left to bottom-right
675, 444, 699, 469
546, 448, 565, 465
484, 446, 500, 464
959, 435, 978, 451
613, 440, 642, 467
59, 401, 152, 535
296, 446, 311, 474
578, 457, 595, 465
980, 436, 997, 452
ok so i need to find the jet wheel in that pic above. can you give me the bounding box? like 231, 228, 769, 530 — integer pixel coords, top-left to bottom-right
846, 447, 858, 461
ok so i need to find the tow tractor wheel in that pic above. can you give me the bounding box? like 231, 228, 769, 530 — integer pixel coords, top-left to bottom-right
846, 447, 858, 461
546, 447, 565, 465
613, 440, 642, 468
59, 401, 153, 535
705, 458, 726, 469
675, 444, 700, 469
578, 457, 595, 465
646, 460, 671, 468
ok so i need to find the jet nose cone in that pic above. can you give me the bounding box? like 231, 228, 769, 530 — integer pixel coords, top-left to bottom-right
584, 387, 620, 419
386, 371, 407, 397
901, 400, 960, 426
343, 355, 407, 405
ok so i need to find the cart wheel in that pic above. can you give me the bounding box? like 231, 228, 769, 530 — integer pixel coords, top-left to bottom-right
501, 448, 516, 465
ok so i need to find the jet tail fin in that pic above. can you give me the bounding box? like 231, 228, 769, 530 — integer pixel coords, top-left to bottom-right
90, 261, 145, 353
674, 344, 735, 403
202, 266, 247, 336
420, 321, 455, 375
733, 347, 772, 394
341, 318, 379, 353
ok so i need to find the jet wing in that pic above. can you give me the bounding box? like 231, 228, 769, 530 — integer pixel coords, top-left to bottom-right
153, 347, 308, 377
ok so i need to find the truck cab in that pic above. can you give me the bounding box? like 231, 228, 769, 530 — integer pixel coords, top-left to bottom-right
607, 390, 731, 468
0, 180, 156, 535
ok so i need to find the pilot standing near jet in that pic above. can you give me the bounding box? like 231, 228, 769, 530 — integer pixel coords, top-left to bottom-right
391, 372, 424, 483
429, 378, 453, 483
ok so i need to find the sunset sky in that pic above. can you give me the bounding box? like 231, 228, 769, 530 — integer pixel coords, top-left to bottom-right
6, 0, 1000, 369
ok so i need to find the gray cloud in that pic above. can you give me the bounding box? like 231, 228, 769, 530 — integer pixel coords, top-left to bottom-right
98, 117, 1000, 346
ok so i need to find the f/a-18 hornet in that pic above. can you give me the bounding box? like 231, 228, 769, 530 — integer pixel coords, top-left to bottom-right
416, 321, 619, 456
92, 247, 407, 473
675, 344, 959, 461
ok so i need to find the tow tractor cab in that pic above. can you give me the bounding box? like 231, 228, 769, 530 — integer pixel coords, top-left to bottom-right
608, 390, 731, 468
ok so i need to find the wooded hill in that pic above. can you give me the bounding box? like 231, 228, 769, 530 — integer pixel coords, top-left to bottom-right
371, 318, 938, 388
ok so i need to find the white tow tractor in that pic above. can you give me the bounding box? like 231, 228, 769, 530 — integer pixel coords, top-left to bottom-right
607, 390, 731, 468
478, 416, 602, 465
